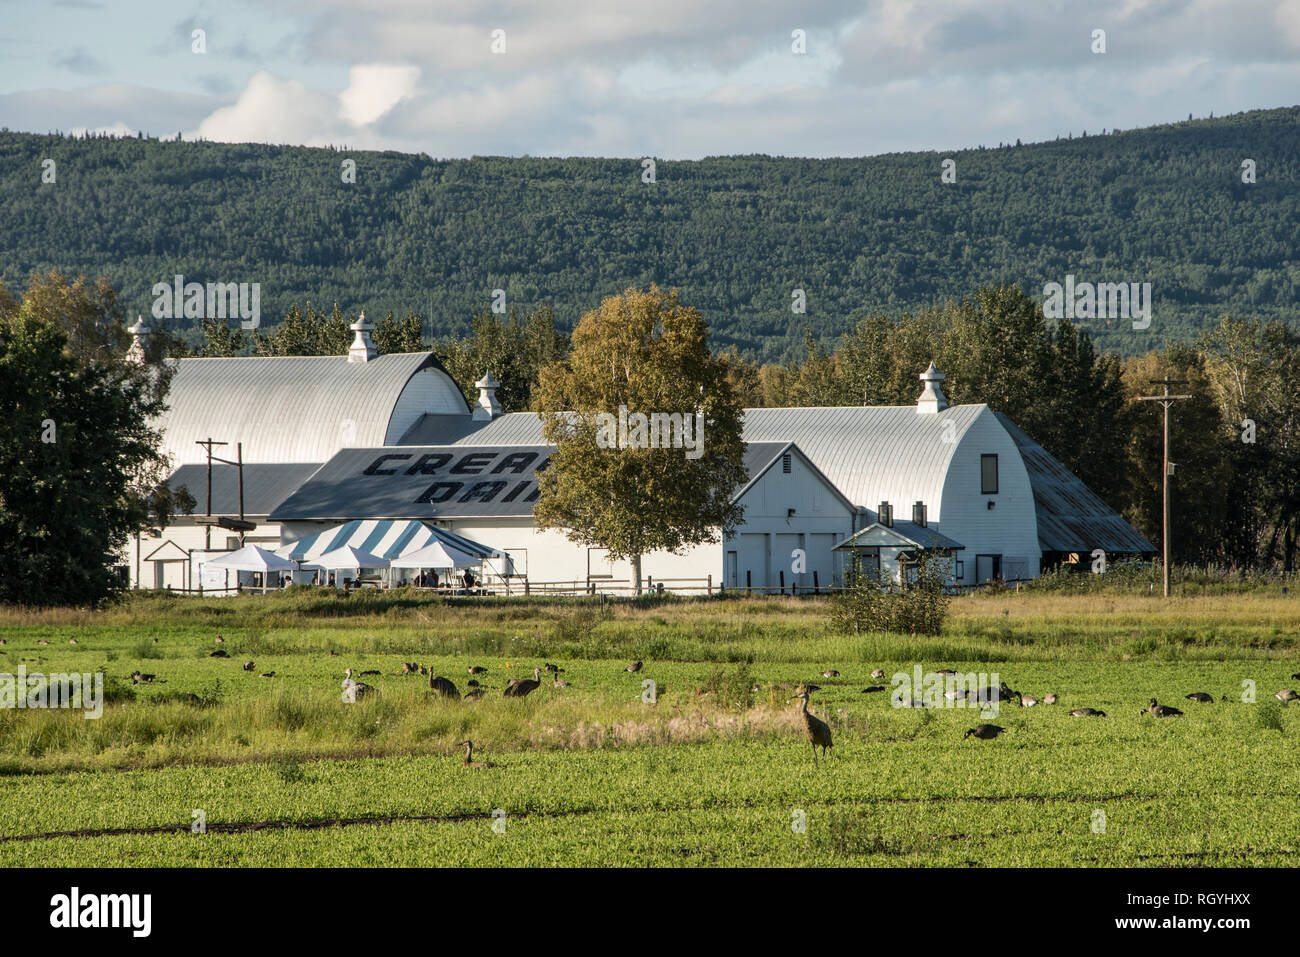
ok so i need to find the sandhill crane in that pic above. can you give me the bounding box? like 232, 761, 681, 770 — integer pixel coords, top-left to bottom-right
1185, 692, 1214, 703
1070, 707, 1105, 717
790, 689, 832, 765
243, 661, 255, 671
429, 672, 461, 700
1143, 698, 1183, 717
457, 740, 496, 768
1275, 689, 1300, 703
963, 724, 1006, 740
1043, 693, 1059, 705
504, 668, 543, 698
468, 666, 487, 675
626, 661, 642, 673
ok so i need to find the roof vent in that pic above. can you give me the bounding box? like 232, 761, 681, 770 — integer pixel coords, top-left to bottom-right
916, 362, 948, 414
472, 371, 503, 420
348, 311, 378, 364
126, 315, 148, 364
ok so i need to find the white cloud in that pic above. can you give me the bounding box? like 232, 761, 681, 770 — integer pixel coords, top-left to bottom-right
338, 63, 420, 126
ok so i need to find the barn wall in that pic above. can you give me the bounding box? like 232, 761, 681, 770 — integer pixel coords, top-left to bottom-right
938, 408, 1041, 584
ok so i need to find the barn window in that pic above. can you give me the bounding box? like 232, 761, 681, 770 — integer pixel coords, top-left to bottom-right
981, 454, 999, 494
782, 453, 791, 473
912, 502, 927, 527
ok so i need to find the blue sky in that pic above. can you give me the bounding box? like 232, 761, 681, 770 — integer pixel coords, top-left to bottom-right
2, 0, 1297, 158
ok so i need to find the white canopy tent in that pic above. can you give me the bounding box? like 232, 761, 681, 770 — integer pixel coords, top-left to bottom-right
390, 541, 480, 570
200, 545, 298, 593
301, 545, 390, 587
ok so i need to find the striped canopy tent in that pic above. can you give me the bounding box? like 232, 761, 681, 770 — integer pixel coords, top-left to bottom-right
277, 520, 502, 586
276, 520, 500, 563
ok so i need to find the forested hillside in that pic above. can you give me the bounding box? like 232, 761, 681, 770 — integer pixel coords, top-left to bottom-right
1, 106, 1296, 360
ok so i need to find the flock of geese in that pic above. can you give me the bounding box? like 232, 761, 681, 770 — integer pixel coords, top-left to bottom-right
793, 667, 1300, 763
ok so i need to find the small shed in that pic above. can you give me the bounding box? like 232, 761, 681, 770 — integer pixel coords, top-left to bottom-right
833, 521, 964, 585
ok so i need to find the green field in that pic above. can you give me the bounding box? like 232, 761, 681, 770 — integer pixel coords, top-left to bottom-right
0, 589, 1297, 866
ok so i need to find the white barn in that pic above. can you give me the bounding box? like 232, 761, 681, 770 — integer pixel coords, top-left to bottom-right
126, 319, 1153, 594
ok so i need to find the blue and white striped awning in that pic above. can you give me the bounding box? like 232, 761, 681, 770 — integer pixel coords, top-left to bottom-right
276, 520, 501, 562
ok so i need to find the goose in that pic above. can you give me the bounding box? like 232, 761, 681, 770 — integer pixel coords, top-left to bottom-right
464, 688, 486, 701
428, 673, 461, 700
215, 635, 224, 643
861, 685, 886, 694
210, 649, 230, 658
936, 669, 957, 677
553, 675, 569, 689
341, 668, 374, 703
258, 672, 275, 678
625, 661, 643, 673
131, 672, 156, 684
1292, 673, 1300, 681
1070, 708, 1105, 717
1019, 694, 1039, 708
963, 724, 1006, 740
504, 668, 543, 698
457, 740, 496, 768
821, 670, 840, 678
1274, 689, 1300, 703
243, 661, 255, 671
37, 640, 48, 646
1043, 693, 1059, 705
1144, 698, 1183, 717
358, 669, 380, 677
870, 669, 886, 680
68, 638, 78, 644
401, 661, 418, 674
467, 679, 480, 688
468, 666, 488, 675
544, 663, 562, 674
1184, 692, 1214, 703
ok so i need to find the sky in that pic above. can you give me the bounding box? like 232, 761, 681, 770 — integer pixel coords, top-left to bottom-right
1, 0, 1297, 158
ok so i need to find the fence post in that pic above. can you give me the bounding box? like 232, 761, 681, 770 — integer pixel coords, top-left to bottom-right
707, 575, 712, 596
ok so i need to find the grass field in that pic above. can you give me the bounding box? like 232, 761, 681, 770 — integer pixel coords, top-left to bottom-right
0, 587, 1297, 866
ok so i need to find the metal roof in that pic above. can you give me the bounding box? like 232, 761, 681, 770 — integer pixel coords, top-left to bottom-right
269, 446, 555, 521
156, 353, 468, 466
168, 463, 324, 517
442, 406, 984, 508
271, 441, 813, 523
994, 413, 1156, 554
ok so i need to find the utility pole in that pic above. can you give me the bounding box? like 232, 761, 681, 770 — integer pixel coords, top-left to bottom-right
1137, 378, 1191, 597
194, 438, 228, 550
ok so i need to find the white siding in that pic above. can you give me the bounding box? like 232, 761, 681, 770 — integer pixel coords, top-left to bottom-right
937, 407, 1041, 584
